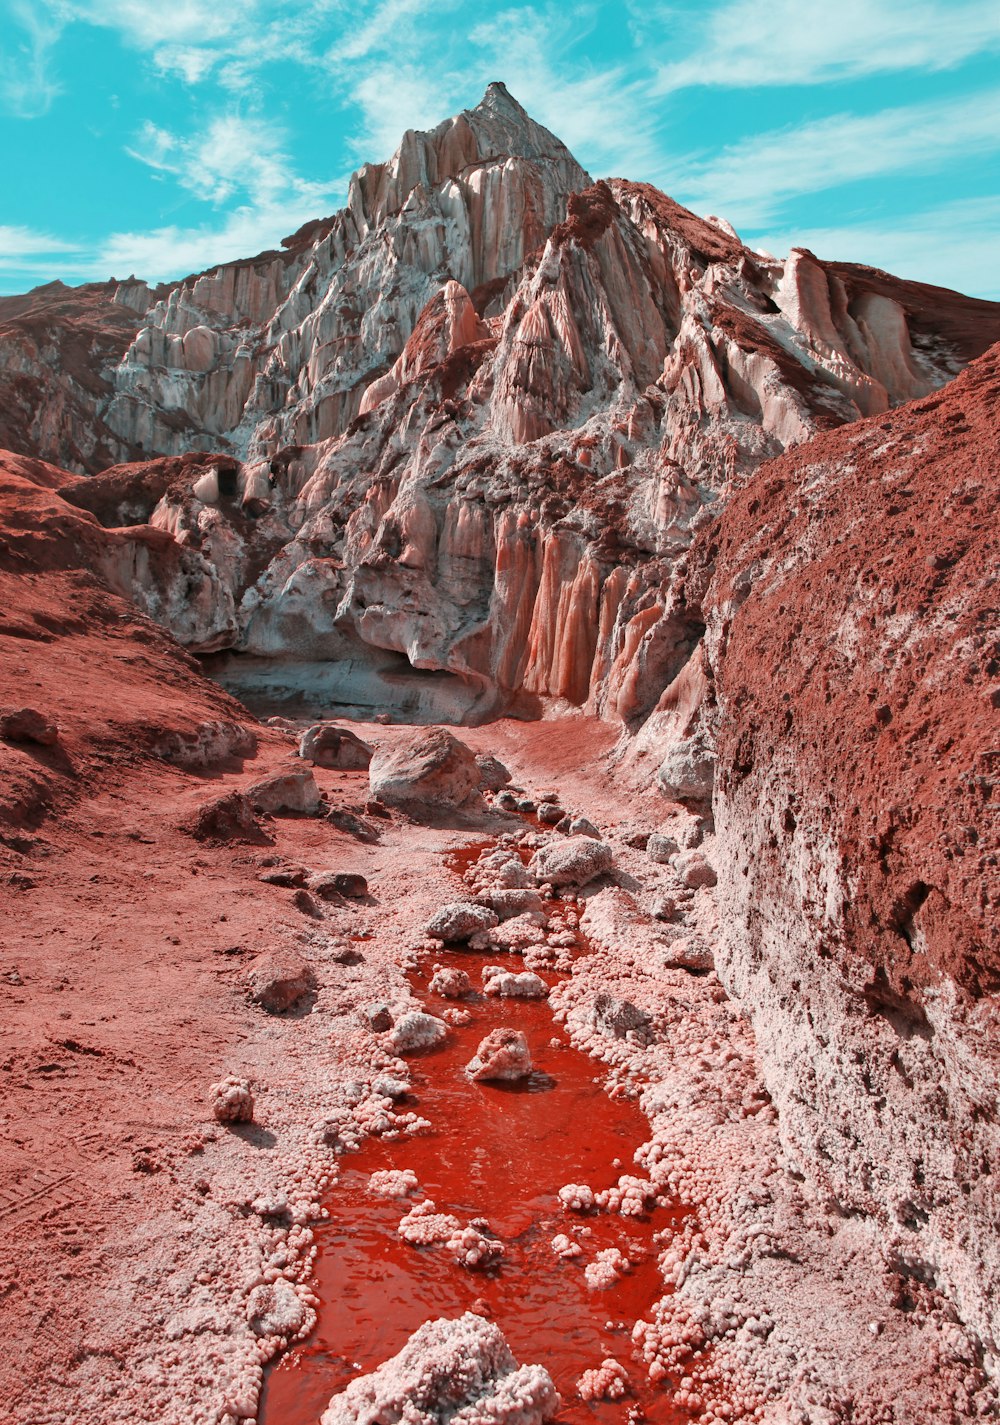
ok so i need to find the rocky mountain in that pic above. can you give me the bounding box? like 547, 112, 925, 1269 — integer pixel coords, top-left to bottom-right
2, 82, 999, 1401
10, 82, 1000, 728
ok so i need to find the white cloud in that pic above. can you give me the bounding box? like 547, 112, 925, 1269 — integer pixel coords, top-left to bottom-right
91, 197, 343, 282
125, 114, 331, 208
0, 225, 80, 261
673, 89, 1000, 228
331, 0, 447, 63
654, 0, 1000, 91
0, 1, 64, 117
72, 0, 249, 48
754, 196, 1000, 301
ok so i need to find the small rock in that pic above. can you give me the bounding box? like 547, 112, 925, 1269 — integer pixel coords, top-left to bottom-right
662, 937, 715, 971
476, 888, 545, 920
292, 888, 324, 918
494, 790, 518, 811
247, 770, 321, 815
299, 723, 373, 769
529, 837, 613, 889
591, 994, 653, 1044
476, 753, 512, 792
651, 894, 678, 922
359, 1003, 394, 1033
307, 871, 369, 901
210, 1075, 254, 1123
246, 1280, 306, 1339
568, 816, 600, 839
483, 970, 548, 1000
426, 902, 498, 943
646, 833, 679, 863
246, 948, 317, 1014
0, 707, 58, 746
467, 1028, 532, 1082
624, 829, 650, 850
676, 850, 717, 889
372, 1075, 410, 1100
537, 802, 563, 825
429, 966, 472, 999
188, 792, 262, 843
389, 1011, 448, 1054
258, 866, 306, 888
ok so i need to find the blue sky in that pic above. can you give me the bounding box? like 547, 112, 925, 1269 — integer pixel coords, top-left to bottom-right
2, 0, 999, 298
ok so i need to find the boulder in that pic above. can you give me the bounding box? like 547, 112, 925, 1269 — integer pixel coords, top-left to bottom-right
320, 1312, 559, 1425
369, 727, 481, 812
247, 770, 321, 815
426, 902, 498, 943
299, 723, 373, 769
529, 836, 613, 889
467, 1028, 533, 1081
246, 948, 317, 1013
210, 1075, 254, 1123
0, 707, 58, 746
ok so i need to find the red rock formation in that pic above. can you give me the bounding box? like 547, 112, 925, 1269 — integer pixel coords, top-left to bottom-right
5, 88, 999, 728
0, 449, 257, 835
697, 340, 1000, 1355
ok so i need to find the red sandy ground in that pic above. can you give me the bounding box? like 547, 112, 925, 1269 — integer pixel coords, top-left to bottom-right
2, 449, 993, 1425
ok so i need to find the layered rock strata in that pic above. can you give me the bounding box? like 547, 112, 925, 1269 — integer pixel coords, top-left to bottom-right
693, 340, 1000, 1357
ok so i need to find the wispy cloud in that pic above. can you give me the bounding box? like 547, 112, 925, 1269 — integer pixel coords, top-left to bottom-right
753, 196, 1000, 300
111, 111, 345, 280
653, 0, 1000, 91
0, 224, 80, 263
0, 1, 64, 117
92, 197, 341, 282
673, 89, 1000, 228
126, 113, 334, 208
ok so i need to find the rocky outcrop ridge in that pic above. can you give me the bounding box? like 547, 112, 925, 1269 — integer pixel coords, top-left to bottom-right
692, 341, 1000, 1356
0, 279, 157, 474
6, 87, 1000, 729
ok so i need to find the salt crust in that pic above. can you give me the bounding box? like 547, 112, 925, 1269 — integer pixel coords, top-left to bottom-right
320, 1312, 560, 1425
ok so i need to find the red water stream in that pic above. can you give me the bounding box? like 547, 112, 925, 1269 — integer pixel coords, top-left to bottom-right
261, 845, 693, 1425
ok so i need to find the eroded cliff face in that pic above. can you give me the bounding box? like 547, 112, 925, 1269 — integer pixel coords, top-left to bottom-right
693, 341, 1000, 1358
38, 86, 991, 726
0, 279, 158, 475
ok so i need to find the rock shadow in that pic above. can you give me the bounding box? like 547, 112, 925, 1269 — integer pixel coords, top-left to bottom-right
230, 1123, 278, 1150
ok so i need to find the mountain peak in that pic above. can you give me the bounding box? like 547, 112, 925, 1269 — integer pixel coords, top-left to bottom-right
476, 80, 527, 116
347, 81, 590, 236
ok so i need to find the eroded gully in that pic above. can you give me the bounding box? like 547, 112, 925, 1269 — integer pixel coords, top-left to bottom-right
260, 840, 695, 1425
